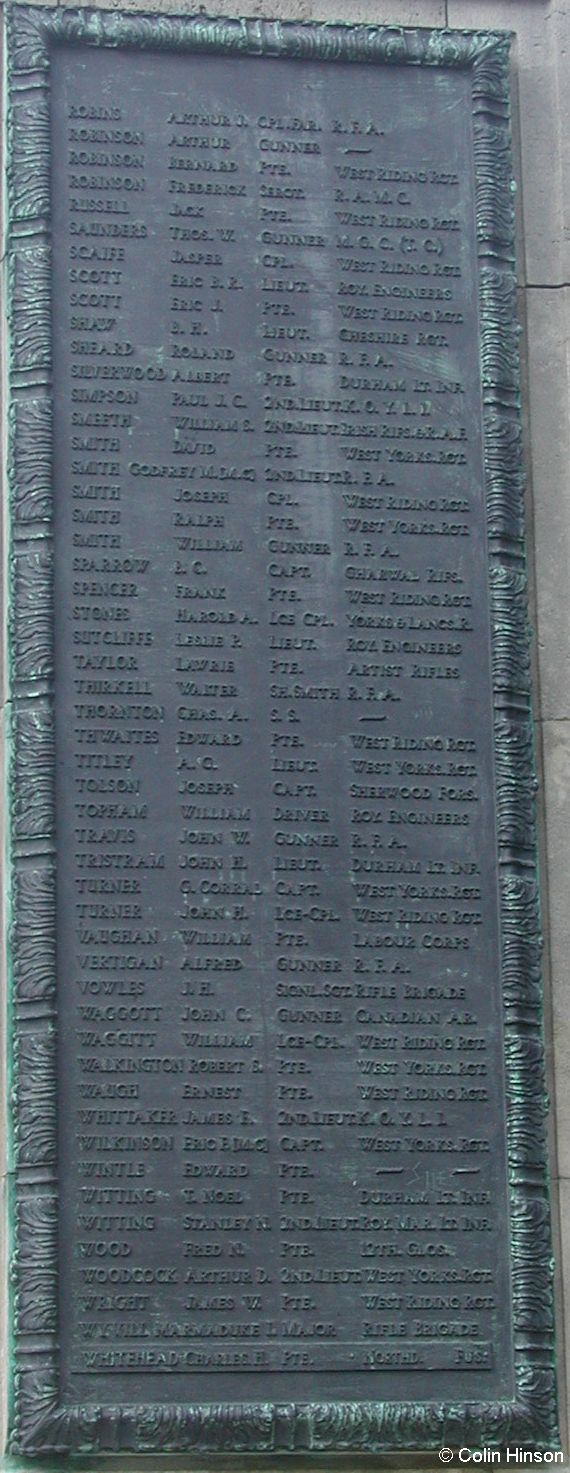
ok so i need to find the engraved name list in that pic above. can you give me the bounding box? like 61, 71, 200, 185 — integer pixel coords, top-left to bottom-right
49, 42, 514, 1409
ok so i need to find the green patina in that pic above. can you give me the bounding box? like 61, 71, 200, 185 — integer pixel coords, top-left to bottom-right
3, 3, 559, 1459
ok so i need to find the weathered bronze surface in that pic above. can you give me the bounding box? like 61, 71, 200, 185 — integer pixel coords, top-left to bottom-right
6, 6, 557, 1456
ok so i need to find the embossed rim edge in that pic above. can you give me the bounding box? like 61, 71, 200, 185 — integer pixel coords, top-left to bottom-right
5, 3, 558, 1454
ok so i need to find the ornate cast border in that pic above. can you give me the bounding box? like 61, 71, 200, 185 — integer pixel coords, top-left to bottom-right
5, 4, 558, 1455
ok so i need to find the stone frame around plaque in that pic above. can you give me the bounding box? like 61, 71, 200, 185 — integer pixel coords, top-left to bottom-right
4, 3, 559, 1455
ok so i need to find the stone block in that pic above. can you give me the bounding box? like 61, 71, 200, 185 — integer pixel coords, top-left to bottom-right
541, 722, 570, 1183
54, 0, 446, 19
556, 1177, 570, 1456
524, 287, 570, 721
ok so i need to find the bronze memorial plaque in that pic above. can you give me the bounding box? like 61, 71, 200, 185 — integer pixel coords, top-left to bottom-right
6, 7, 558, 1456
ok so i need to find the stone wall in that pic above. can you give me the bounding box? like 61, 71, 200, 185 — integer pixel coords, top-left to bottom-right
1, 0, 568, 1466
